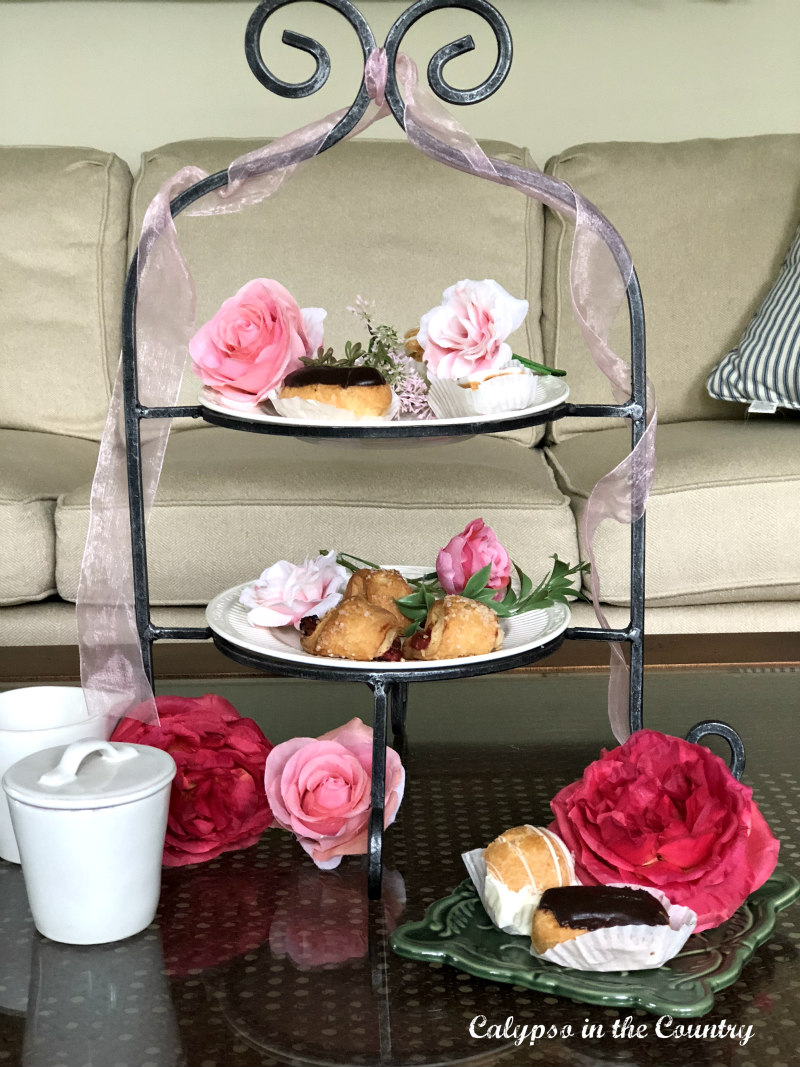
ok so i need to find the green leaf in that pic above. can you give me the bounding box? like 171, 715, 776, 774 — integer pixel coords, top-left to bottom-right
514, 561, 532, 601
511, 353, 567, 377
461, 564, 492, 599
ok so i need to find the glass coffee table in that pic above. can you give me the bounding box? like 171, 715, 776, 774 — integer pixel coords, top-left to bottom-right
0, 667, 797, 1067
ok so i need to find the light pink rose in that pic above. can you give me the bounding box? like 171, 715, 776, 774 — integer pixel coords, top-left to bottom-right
189, 278, 325, 404
264, 717, 405, 870
436, 517, 511, 597
418, 278, 528, 380
239, 551, 348, 629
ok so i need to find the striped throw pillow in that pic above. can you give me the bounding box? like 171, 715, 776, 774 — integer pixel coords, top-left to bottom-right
707, 223, 800, 410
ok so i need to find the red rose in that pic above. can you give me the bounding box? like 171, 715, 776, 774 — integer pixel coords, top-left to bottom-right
159, 848, 275, 974
112, 693, 273, 867
550, 729, 779, 931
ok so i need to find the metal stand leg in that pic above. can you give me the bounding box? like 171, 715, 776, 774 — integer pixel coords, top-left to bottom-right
366, 677, 389, 899
390, 680, 408, 737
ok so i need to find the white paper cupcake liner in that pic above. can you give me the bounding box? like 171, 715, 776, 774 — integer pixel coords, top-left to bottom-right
531, 884, 697, 972
427, 367, 538, 418
269, 392, 400, 424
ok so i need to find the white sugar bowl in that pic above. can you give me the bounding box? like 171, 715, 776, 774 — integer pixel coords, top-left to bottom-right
2, 738, 176, 945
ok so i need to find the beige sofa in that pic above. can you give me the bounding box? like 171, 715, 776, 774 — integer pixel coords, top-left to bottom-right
2, 133, 799, 647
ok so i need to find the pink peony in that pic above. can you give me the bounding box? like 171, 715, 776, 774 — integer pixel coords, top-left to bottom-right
264, 717, 405, 870
436, 518, 511, 597
112, 694, 274, 868
418, 278, 528, 380
549, 729, 780, 932
239, 551, 348, 629
189, 278, 325, 404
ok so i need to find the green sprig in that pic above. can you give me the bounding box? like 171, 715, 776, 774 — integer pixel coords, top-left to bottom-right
512, 353, 567, 377
333, 552, 589, 633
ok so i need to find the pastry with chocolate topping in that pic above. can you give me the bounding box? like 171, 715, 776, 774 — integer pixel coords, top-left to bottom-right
531, 885, 669, 954
279, 365, 392, 417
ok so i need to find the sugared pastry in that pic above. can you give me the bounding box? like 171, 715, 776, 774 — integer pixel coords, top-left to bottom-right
299, 595, 401, 661
279, 365, 392, 418
482, 825, 575, 936
402, 595, 501, 660
344, 568, 413, 626
531, 885, 669, 954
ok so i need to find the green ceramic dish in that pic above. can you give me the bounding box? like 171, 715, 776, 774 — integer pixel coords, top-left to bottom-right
390, 871, 799, 1018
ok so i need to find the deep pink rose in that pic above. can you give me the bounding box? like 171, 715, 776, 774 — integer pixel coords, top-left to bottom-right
550, 729, 780, 931
418, 278, 528, 379
436, 517, 511, 597
112, 694, 274, 867
189, 278, 325, 404
264, 717, 405, 870
269, 866, 406, 968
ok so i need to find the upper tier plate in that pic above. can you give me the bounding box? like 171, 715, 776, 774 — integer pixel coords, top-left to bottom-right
206, 569, 571, 673
199, 375, 569, 430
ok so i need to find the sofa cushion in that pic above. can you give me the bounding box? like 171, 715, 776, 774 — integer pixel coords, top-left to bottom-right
0, 147, 132, 440
129, 137, 545, 445
707, 221, 800, 411
542, 135, 800, 440
55, 430, 579, 605
546, 420, 800, 606
0, 430, 99, 605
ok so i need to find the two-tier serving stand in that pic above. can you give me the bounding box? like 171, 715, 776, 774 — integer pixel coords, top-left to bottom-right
120, 0, 747, 897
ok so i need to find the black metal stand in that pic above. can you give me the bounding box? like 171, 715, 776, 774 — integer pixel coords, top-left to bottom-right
120, 0, 746, 899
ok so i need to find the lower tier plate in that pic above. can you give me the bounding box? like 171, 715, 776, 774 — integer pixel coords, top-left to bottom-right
390, 872, 799, 1018
206, 573, 571, 673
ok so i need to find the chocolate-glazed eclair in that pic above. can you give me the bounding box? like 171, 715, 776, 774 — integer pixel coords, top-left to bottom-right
279, 365, 392, 417
531, 885, 669, 954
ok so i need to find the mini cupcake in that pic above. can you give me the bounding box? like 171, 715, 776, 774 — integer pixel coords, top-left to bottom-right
426, 364, 538, 418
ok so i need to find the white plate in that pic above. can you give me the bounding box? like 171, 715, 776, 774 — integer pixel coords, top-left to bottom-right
199, 375, 569, 430
206, 567, 571, 673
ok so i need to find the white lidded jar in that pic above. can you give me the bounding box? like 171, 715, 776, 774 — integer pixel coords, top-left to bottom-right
2, 738, 176, 945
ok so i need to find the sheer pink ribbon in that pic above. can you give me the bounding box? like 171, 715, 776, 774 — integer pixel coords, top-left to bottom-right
78, 49, 655, 743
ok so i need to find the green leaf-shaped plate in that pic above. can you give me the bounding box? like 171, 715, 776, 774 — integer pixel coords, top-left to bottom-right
391, 872, 798, 1018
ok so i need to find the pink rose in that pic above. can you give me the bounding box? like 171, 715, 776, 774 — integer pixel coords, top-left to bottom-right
268, 866, 405, 968
549, 729, 780, 932
189, 278, 325, 404
239, 550, 348, 629
112, 694, 274, 867
436, 518, 511, 597
418, 278, 528, 380
264, 717, 405, 870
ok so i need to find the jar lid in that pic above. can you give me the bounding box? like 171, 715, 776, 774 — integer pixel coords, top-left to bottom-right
2, 739, 176, 810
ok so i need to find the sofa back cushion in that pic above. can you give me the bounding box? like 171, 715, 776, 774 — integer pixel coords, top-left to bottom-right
0, 146, 132, 440
130, 137, 544, 442
542, 134, 800, 439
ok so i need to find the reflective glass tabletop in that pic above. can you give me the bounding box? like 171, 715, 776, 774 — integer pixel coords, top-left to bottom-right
0, 668, 797, 1067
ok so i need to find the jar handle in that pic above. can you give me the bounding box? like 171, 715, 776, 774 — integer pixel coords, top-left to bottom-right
38, 739, 138, 788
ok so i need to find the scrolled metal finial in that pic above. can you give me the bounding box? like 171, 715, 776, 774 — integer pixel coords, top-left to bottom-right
245, 0, 376, 144
685, 720, 746, 780
383, 0, 512, 125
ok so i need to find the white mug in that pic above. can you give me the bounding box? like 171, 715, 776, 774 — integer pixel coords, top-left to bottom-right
0, 687, 110, 863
